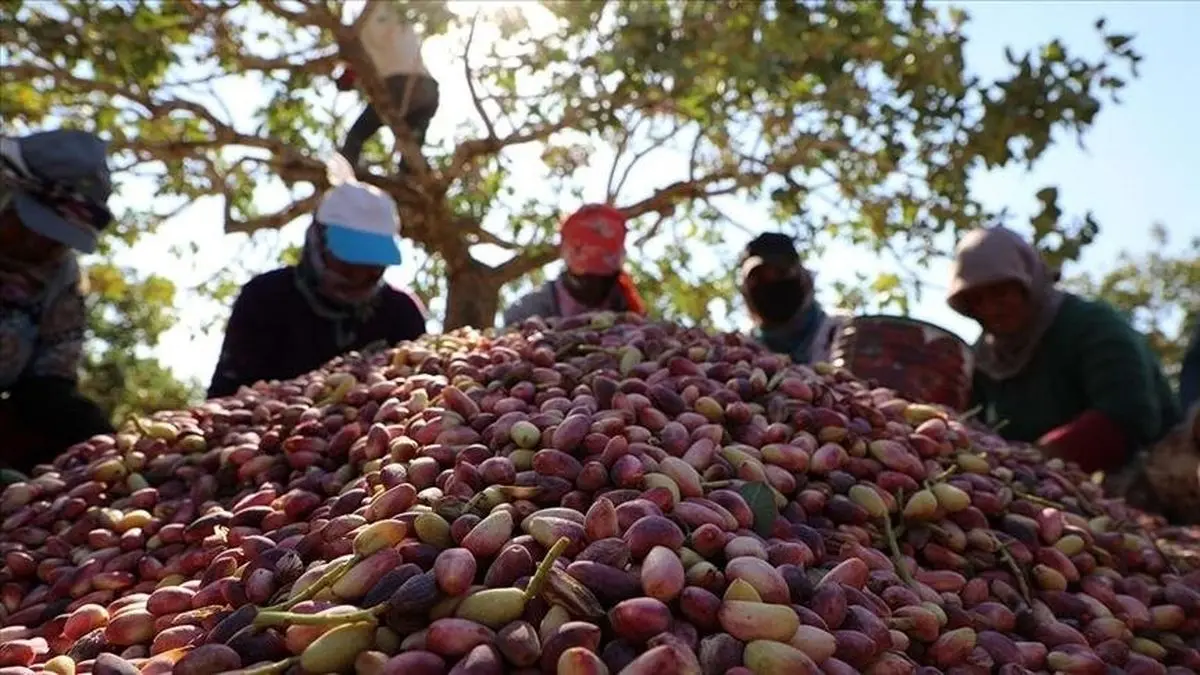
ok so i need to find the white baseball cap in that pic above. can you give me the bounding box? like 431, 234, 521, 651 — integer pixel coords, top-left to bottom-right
315, 181, 403, 267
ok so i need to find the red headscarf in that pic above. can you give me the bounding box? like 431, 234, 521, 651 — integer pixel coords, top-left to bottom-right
560, 204, 646, 315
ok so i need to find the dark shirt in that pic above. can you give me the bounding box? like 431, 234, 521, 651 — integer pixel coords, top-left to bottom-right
0, 376, 116, 475
207, 268, 427, 398
1180, 321, 1199, 412
971, 294, 1180, 472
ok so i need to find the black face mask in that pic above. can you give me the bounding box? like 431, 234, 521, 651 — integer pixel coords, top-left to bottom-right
747, 277, 808, 325
563, 272, 618, 307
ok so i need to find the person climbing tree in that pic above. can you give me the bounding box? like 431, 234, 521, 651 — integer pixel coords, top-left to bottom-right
337, 2, 441, 174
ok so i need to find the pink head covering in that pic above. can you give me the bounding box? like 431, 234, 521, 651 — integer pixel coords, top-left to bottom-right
947, 226, 1065, 380
560, 204, 627, 276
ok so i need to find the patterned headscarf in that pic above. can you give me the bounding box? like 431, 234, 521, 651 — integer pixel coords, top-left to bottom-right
293, 221, 386, 350
560, 204, 627, 276
0, 131, 105, 389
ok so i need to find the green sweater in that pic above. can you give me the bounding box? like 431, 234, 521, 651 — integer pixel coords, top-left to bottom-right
972, 294, 1180, 449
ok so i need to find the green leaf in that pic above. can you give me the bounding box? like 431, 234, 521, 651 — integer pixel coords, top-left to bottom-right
1106, 34, 1133, 51
739, 481, 777, 538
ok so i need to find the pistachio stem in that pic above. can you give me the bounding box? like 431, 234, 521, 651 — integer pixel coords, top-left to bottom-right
924, 523, 949, 539
461, 489, 492, 515
1015, 491, 1067, 511
128, 415, 151, 437
318, 374, 357, 407
577, 344, 619, 354
931, 465, 958, 483
525, 536, 571, 602
254, 603, 387, 627
957, 405, 983, 422
1044, 471, 1101, 518
701, 480, 733, 489
882, 515, 916, 589
266, 555, 359, 612
236, 657, 299, 675
992, 534, 1032, 605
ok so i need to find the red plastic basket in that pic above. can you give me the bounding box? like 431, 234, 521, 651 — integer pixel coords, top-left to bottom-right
830, 315, 974, 410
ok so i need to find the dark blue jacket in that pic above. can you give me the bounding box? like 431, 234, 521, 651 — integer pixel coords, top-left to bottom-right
207, 268, 426, 398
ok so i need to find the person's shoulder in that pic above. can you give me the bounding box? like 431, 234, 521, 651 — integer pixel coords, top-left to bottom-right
236, 267, 296, 304
504, 283, 555, 323
244, 267, 293, 289
379, 285, 428, 319
1055, 294, 1132, 335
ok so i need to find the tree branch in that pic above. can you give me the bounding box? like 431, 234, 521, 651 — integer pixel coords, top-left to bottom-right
225, 192, 322, 234
444, 106, 591, 186
633, 211, 670, 248
619, 137, 846, 220
605, 113, 645, 201
465, 223, 521, 250
611, 120, 683, 202
88, 78, 444, 246
257, 0, 340, 29
464, 10, 497, 140
495, 246, 559, 282
236, 49, 340, 74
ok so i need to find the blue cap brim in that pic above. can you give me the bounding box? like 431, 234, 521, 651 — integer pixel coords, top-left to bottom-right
324, 224, 402, 266
13, 193, 98, 253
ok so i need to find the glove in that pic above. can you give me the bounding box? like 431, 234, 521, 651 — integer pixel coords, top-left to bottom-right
335, 67, 357, 92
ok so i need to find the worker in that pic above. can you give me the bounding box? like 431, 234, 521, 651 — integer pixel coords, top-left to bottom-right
503, 204, 646, 326
1179, 321, 1199, 413
739, 232, 848, 365
947, 226, 1180, 477
0, 129, 117, 477
208, 180, 426, 398
337, 2, 440, 173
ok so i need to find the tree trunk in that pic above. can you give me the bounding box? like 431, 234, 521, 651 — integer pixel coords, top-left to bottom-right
443, 257, 504, 331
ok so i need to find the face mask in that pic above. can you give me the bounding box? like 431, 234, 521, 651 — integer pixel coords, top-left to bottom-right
320, 259, 383, 304
312, 232, 384, 305
747, 277, 807, 325
0, 201, 64, 268
563, 272, 617, 307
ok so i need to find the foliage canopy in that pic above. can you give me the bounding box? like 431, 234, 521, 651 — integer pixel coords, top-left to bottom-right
1064, 226, 1200, 378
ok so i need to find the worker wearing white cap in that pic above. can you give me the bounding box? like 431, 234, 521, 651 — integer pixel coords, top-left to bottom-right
208, 172, 427, 398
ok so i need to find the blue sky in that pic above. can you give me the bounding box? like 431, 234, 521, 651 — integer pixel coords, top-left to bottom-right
121, 1, 1199, 388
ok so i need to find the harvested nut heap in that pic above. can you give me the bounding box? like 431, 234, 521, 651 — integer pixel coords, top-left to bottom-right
1, 312, 1199, 675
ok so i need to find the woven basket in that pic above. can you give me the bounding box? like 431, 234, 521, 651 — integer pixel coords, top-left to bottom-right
830, 315, 974, 410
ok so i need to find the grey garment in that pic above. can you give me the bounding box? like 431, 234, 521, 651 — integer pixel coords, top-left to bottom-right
502, 282, 558, 327
1, 130, 113, 253
502, 279, 633, 328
